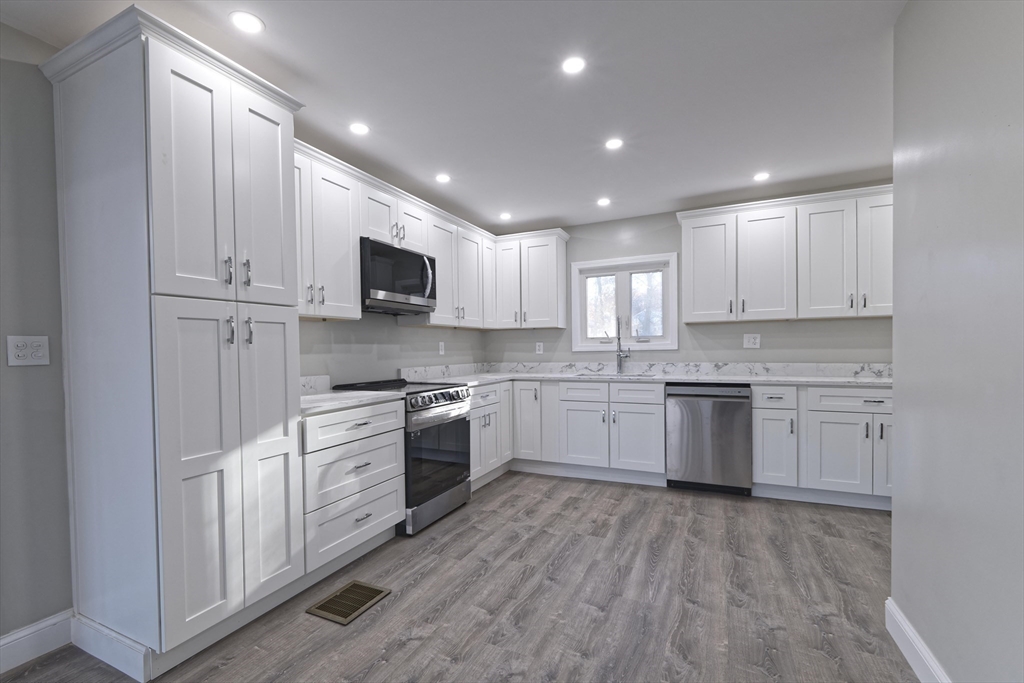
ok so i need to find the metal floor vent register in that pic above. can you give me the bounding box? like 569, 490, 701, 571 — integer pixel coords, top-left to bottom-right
307, 581, 391, 625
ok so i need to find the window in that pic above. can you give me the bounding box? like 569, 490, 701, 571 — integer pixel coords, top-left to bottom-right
571, 253, 678, 352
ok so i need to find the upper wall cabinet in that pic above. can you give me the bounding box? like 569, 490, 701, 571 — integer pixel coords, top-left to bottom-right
496, 240, 523, 327
360, 185, 399, 245
678, 186, 893, 322
397, 201, 429, 253
482, 235, 497, 329
427, 215, 460, 326
517, 233, 568, 328
457, 228, 484, 327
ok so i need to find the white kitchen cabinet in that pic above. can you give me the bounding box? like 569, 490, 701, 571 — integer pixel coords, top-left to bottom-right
872, 414, 894, 496
560, 401, 610, 467
306, 156, 360, 319
294, 154, 315, 314
752, 408, 798, 487
679, 213, 737, 322
857, 194, 894, 317
427, 215, 460, 326
397, 200, 429, 253
496, 240, 522, 327
797, 199, 858, 319
737, 207, 797, 320
458, 228, 484, 327
806, 411, 875, 494
237, 303, 303, 604
519, 234, 567, 328
499, 382, 513, 463
482, 235, 497, 329
609, 402, 665, 473
360, 185, 399, 244
470, 405, 501, 481
513, 382, 542, 460
540, 381, 561, 463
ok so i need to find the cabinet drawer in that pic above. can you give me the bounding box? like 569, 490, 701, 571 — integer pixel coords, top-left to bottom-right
558, 382, 609, 402
751, 385, 797, 409
469, 384, 500, 409
808, 387, 892, 414
609, 382, 665, 405
303, 400, 405, 453
303, 430, 404, 513
304, 475, 405, 571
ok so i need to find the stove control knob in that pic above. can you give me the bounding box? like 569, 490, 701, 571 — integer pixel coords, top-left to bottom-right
424, 394, 434, 406
410, 396, 421, 409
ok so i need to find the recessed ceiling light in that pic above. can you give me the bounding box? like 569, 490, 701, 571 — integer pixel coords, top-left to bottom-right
500, 212, 512, 220
597, 197, 611, 207
605, 138, 623, 150
230, 11, 265, 34
753, 171, 770, 181
349, 122, 369, 135
562, 56, 586, 74
436, 173, 451, 183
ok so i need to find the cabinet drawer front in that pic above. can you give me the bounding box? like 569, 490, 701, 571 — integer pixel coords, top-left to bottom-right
304, 475, 405, 571
558, 382, 609, 402
469, 384, 500, 409
750, 385, 797, 409
609, 382, 665, 405
303, 400, 405, 453
303, 430, 404, 513
808, 387, 892, 414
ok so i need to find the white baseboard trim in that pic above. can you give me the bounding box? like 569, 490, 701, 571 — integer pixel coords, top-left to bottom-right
885, 598, 951, 683
753, 483, 892, 511
472, 462, 511, 491
72, 614, 151, 682
511, 459, 667, 487
0, 609, 73, 674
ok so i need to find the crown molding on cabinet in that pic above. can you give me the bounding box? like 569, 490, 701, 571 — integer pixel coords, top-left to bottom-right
675, 184, 893, 222
40, 5, 304, 113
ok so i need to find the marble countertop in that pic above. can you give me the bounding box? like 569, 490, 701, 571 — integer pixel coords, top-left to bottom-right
300, 390, 406, 416
445, 373, 893, 388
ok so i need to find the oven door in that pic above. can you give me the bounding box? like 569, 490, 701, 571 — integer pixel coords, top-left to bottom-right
405, 410, 470, 508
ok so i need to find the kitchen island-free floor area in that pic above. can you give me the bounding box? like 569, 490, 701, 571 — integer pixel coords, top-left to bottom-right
3, 472, 915, 683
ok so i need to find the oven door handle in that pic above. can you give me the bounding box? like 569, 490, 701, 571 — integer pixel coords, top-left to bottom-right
406, 406, 469, 430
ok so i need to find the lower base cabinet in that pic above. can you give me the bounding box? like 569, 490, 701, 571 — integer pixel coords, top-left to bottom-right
806, 411, 876, 494
752, 407, 798, 486
560, 401, 610, 467
470, 404, 500, 480
609, 402, 666, 473
872, 414, 894, 496
513, 381, 542, 460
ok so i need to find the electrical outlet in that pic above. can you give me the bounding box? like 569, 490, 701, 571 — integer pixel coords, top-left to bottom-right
439, 341, 445, 356
7, 336, 50, 366
536, 342, 543, 354
743, 334, 761, 349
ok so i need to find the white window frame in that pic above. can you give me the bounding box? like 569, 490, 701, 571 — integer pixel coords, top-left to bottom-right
570, 252, 678, 352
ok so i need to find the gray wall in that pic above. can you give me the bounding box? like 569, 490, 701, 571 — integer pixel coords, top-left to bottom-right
484, 210, 893, 364
892, 2, 1023, 681
0, 55, 73, 635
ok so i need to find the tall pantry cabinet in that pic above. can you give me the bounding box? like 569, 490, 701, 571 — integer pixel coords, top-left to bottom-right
42, 5, 304, 669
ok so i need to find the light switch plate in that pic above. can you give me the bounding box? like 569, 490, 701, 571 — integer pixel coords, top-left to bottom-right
7, 336, 50, 366
743, 334, 761, 349
535, 342, 543, 354
439, 341, 445, 356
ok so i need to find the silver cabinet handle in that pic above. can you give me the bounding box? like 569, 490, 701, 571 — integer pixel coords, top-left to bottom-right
849, 294, 854, 309
319, 285, 326, 305
243, 258, 252, 287
741, 299, 746, 313
534, 388, 538, 401
354, 461, 373, 469
523, 311, 527, 323
612, 410, 617, 424
514, 311, 518, 323
461, 306, 465, 319
865, 422, 870, 439
400, 225, 406, 240
391, 223, 399, 239
245, 317, 254, 345
729, 299, 733, 314
863, 399, 885, 404
455, 305, 460, 318
602, 410, 606, 423
790, 418, 794, 434
863, 293, 868, 309
352, 420, 372, 428
225, 256, 234, 285
355, 512, 372, 522
307, 284, 314, 304
227, 316, 235, 345
765, 395, 784, 401
879, 423, 884, 440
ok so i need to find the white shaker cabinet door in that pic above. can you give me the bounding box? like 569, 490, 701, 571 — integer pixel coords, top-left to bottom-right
499, 382, 514, 463
751, 408, 798, 487
311, 161, 361, 319
458, 228, 484, 328
806, 411, 874, 494
237, 303, 303, 605
873, 414, 894, 496
148, 39, 236, 301
481, 407, 501, 475
469, 411, 484, 481
857, 194, 894, 317
797, 200, 858, 319
482, 235, 498, 329
737, 207, 797, 320
428, 216, 460, 326
560, 401, 610, 468
360, 185, 399, 244
294, 154, 315, 314
609, 402, 665, 473
520, 236, 559, 327
153, 296, 243, 650
397, 200, 429, 253
513, 382, 542, 460
231, 83, 296, 307
680, 213, 737, 322
496, 241, 522, 328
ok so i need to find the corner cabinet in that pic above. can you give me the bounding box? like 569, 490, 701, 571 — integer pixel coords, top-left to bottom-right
44, 5, 305, 664
678, 186, 893, 322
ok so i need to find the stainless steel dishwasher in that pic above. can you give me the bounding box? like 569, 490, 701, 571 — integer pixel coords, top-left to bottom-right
666, 384, 753, 496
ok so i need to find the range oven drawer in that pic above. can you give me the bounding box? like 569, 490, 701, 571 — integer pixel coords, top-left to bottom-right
303, 400, 405, 453
303, 429, 404, 513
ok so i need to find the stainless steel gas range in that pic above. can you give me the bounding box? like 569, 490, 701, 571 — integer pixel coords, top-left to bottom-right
332, 379, 471, 535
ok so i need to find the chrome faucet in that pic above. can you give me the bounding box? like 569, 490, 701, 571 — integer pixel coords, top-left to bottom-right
615, 316, 630, 374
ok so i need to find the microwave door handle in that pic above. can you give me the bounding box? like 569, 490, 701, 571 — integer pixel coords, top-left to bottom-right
423, 255, 433, 298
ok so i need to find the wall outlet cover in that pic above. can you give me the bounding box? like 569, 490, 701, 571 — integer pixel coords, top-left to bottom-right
743, 334, 761, 349
535, 342, 543, 354
7, 335, 49, 366
439, 341, 445, 355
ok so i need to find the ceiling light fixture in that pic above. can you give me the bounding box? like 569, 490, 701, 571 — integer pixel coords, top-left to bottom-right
597, 197, 611, 207
500, 212, 512, 220
605, 138, 623, 150
349, 122, 369, 135
230, 11, 265, 34
435, 173, 451, 183
753, 171, 770, 181
561, 56, 586, 74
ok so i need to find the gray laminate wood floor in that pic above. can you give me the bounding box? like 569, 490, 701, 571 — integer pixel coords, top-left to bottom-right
2, 473, 916, 683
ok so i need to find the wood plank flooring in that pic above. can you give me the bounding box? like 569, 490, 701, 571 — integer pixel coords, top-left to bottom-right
2, 473, 916, 683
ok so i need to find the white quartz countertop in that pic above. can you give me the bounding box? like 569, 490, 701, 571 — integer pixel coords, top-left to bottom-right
446, 373, 893, 388
300, 390, 406, 416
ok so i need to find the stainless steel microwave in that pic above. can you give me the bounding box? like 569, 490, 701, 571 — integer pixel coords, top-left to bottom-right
360, 237, 437, 315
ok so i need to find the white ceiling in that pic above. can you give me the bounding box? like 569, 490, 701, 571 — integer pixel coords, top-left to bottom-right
0, 0, 902, 233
